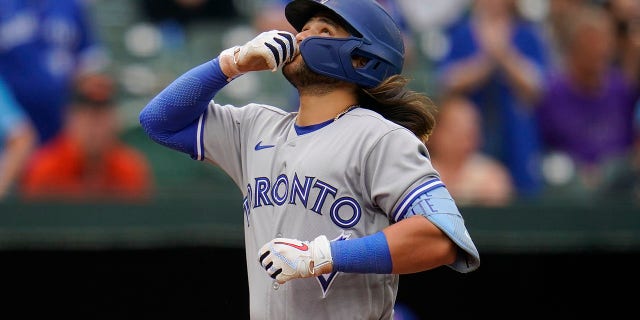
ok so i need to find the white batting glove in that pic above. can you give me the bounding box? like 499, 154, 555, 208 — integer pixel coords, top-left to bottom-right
219, 30, 297, 81
238, 30, 298, 71
258, 235, 333, 284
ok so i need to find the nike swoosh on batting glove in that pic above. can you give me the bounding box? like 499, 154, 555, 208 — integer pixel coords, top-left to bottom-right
258, 235, 332, 284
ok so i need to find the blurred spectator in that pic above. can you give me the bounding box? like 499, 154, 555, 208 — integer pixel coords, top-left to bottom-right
601, 0, 640, 201
535, 4, 640, 197
435, 0, 550, 198
396, 0, 471, 64
252, 0, 297, 34
396, 0, 470, 32
19, 75, 154, 203
0, 77, 37, 200
0, 0, 109, 145
603, 0, 640, 83
542, 0, 589, 68
427, 94, 514, 207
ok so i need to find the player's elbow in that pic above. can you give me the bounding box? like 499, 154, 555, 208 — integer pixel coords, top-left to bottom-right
139, 103, 198, 157
139, 100, 151, 128
139, 98, 165, 138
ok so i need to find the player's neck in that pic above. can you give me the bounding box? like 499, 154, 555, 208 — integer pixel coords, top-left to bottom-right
296, 92, 358, 126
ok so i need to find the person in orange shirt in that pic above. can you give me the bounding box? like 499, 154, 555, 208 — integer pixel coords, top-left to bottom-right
20, 74, 154, 202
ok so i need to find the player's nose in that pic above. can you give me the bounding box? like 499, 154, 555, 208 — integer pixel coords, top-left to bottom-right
295, 32, 307, 43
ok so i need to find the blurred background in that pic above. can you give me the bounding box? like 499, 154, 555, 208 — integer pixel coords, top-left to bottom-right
1, 0, 639, 318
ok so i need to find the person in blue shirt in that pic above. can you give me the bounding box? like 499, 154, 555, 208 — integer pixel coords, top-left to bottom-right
434, 0, 550, 198
0, 77, 36, 200
0, 0, 109, 145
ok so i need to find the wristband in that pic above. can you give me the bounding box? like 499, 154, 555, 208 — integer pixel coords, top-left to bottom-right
330, 231, 393, 274
219, 46, 244, 82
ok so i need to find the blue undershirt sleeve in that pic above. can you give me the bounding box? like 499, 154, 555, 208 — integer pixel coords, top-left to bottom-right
139, 57, 230, 157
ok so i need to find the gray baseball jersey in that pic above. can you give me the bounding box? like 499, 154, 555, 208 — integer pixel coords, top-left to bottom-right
196, 101, 455, 319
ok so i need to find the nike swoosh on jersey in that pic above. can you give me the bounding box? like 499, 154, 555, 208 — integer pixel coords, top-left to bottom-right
254, 141, 275, 150
274, 241, 309, 251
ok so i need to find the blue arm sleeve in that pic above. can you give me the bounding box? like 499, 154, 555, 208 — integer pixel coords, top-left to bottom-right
139, 58, 230, 157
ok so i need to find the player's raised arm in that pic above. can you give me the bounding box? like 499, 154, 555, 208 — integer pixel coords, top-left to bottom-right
138, 30, 298, 156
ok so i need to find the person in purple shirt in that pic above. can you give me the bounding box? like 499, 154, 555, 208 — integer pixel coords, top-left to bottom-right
535, 4, 640, 194
0, 0, 109, 144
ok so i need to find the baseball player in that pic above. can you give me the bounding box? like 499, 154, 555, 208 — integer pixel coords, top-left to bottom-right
139, 0, 480, 319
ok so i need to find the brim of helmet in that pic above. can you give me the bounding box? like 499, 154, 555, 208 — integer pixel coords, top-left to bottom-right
285, 0, 358, 36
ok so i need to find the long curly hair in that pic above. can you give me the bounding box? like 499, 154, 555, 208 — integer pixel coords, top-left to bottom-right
358, 75, 437, 144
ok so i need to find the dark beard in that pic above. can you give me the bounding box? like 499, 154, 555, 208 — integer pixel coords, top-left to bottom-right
282, 57, 344, 95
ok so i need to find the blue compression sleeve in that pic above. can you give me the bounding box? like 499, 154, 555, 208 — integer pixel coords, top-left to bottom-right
139, 58, 229, 155
330, 231, 393, 274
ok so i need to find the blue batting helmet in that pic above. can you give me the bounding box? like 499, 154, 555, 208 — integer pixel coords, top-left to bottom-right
285, 0, 405, 88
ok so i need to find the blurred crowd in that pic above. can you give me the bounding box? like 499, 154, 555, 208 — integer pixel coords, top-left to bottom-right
1, 0, 639, 207
0, 0, 153, 203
